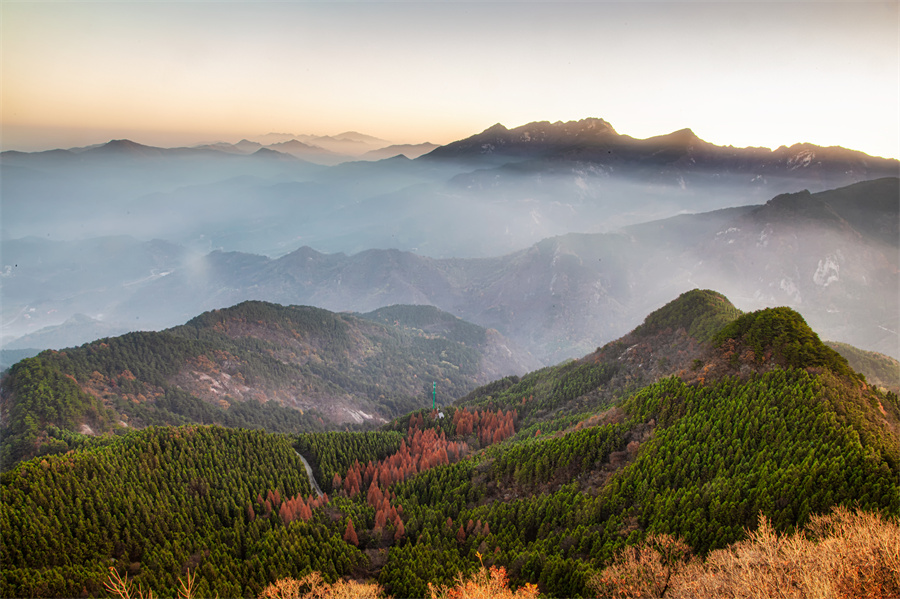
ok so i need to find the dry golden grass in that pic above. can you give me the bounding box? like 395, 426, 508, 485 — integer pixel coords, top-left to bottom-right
428, 553, 539, 599
257, 571, 387, 599
591, 507, 900, 599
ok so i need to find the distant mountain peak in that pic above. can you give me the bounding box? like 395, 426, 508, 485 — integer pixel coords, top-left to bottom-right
586, 118, 616, 134
264, 139, 338, 158
269, 139, 319, 150
426, 118, 622, 160
482, 123, 509, 134
85, 139, 163, 158
561, 117, 617, 134
669, 128, 701, 142
333, 131, 388, 144
644, 127, 708, 149
104, 139, 142, 148
251, 147, 296, 160
360, 142, 440, 161
98, 139, 154, 151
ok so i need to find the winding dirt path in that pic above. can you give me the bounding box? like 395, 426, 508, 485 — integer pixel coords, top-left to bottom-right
294, 450, 324, 498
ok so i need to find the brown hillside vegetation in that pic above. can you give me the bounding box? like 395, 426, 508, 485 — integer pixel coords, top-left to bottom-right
259, 572, 386, 599
428, 558, 539, 599
591, 507, 900, 599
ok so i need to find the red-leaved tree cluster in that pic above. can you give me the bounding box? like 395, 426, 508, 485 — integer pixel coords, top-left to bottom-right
278, 492, 329, 525
339, 427, 468, 497
367, 482, 406, 541
256, 409, 518, 544
452, 408, 517, 446
252, 489, 330, 525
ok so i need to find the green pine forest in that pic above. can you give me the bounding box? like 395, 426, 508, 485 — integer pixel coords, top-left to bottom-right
1, 290, 898, 598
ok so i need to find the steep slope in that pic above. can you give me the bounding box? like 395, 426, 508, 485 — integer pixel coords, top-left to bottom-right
458, 289, 744, 432
440, 296, 899, 595
0, 301, 535, 469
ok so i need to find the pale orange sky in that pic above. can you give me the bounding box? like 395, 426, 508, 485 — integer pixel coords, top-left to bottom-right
2, 1, 898, 158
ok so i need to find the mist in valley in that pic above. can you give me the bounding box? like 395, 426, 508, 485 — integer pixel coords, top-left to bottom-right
2, 123, 898, 366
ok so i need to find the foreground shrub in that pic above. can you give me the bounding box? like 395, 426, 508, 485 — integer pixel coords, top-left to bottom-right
592, 507, 900, 599
590, 534, 694, 598
428, 553, 539, 599
258, 571, 386, 599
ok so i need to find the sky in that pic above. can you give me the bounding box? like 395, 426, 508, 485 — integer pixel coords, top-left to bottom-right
2, 1, 898, 159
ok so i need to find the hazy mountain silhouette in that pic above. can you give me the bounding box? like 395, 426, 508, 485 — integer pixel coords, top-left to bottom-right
4, 118, 896, 259
5, 178, 894, 363
3, 119, 898, 357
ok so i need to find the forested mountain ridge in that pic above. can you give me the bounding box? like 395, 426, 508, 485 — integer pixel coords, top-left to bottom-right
456, 289, 745, 432
1, 292, 898, 598
0, 301, 538, 469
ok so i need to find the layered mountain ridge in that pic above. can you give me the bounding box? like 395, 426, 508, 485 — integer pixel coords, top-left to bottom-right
3, 117, 896, 259
425, 118, 897, 180
3, 118, 897, 365
6, 178, 894, 364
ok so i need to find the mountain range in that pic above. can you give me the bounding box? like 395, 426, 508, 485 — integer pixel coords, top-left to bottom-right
3, 177, 897, 365
3, 118, 896, 257
2, 118, 897, 365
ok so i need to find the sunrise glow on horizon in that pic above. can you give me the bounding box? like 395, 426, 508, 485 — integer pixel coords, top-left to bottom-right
2, 1, 898, 159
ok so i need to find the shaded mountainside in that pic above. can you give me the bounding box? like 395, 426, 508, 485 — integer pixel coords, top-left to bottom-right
456, 289, 745, 432
1, 290, 898, 598
423, 118, 898, 184
423, 119, 898, 210
0, 301, 537, 468
825, 340, 900, 394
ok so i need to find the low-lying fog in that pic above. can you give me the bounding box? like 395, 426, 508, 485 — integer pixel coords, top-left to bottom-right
2, 126, 898, 363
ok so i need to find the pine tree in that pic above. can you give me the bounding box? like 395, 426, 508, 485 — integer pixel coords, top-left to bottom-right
343, 519, 359, 547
